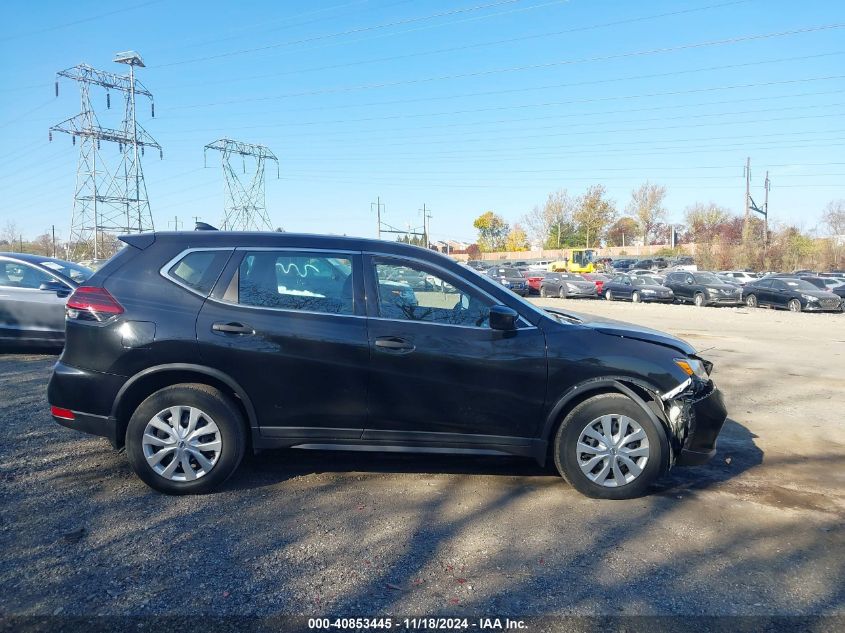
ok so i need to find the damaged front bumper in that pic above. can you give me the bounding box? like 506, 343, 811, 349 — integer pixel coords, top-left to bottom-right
663, 379, 728, 467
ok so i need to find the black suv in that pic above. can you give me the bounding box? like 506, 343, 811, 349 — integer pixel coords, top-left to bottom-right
48, 232, 727, 499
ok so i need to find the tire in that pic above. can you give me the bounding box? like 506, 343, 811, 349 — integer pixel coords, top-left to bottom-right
125, 383, 246, 495
788, 298, 802, 313
693, 292, 706, 307
632, 291, 641, 303
606, 289, 614, 301
745, 294, 758, 308
558, 286, 566, 299
540, 286, 547, 298
553, 393, 667, 500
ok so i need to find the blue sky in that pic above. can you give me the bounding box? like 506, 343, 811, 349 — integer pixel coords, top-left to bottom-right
1, 0, 843, 244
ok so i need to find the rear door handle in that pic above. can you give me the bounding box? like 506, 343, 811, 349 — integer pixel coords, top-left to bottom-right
212, 321, 254, 335
374, 336, 415, 353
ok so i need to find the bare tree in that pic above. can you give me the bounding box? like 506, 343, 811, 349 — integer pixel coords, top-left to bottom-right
521, 189, 576, 248
1, 220, 19, 247
574, 185, 616, 248
627, 182, 667, 245
822, 199, 845, 236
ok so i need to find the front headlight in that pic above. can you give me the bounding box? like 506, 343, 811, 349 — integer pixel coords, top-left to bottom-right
674, 358, 710, 379
802, 294, 818, 302
566, 283, 578, 291
501, 279, 511, 286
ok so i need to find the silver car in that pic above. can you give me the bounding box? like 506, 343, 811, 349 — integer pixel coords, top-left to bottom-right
0, 253, 93, 347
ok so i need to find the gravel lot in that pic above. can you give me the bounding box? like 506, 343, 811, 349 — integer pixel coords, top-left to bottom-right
1, 299, 843, 619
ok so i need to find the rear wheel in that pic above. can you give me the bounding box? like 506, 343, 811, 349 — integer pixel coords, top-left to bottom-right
606, 289, 614, 301
553, 393, 667, 500
632, 291, 641, 303
694, 292, 706, 307
126, 384, 246, 495
788, 298, 802, 313
745, 293, 758, 308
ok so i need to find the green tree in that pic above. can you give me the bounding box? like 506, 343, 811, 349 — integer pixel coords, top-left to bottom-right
574, 185, 616, 247
473, 211, 509, 252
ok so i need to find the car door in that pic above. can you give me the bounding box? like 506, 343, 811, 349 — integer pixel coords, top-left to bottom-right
769, 279, 791, 308
363, 254, 547, 441
196, 248, 369, 439
0, 260, 71, 344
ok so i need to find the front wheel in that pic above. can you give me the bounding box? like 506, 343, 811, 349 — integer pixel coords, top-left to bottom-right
553, 393, 667, 500
125, 384, 246, 495
540, 286, 548, 298
606, 289, 614, 301
694, 292, 706, 307
632, 291, 641, 303
746, 294, 758, 308
788, 298, 802, 313
558, 286, 566, 299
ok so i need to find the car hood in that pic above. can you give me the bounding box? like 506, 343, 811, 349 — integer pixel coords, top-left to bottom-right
799, 289, 840, 299
545, 309, 697, 356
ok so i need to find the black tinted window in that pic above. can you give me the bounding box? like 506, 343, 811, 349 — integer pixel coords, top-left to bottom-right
239, 252, 354, 314
169, 250, 231, 295
375, 260, 491, 327
0, 262, 52, 289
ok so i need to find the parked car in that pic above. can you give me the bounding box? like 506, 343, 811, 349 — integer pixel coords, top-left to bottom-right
485, 266, 528, 296
800, 276, 845, 294
663, 271, 742, 307
580, 272, 611, 295
665, 256, 697, 272
0, 253, 93, 347
76, 258, 109, 272
48, 231, 727, 499
743, 277, 843, 312
716, 274, 742, 287
527, 260, 552, 272
719, 271, 759, 285
611, 258, 637, 272
539, 272, 598, 299
603, 274, 675, 303
526, 273, 545, 295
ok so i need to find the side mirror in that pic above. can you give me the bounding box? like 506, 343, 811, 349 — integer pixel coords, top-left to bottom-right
686, 278, 694, 285
489, 304, 518, 331
39, 280, 69, 294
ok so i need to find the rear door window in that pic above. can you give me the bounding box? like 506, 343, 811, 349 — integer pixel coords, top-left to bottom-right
238, 251, 354, 315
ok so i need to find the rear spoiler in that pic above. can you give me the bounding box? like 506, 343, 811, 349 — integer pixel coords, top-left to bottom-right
119, 233, 156, 250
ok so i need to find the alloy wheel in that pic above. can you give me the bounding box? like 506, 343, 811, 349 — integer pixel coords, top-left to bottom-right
788, 299, 802, 312
632, 291, 641, 303
694, 293, 705, 307
576, 414, 650, 488
746, 294, 757, 308
142, 406, 222, 481
606, 290, 614, 301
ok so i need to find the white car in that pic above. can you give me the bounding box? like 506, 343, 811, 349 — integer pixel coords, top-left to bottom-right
527, 260, 552, 272
719, 271, 760, 285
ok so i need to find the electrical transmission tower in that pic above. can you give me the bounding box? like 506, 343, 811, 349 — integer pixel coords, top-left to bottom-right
50, 51, 160, 259
204, 139, 279, 231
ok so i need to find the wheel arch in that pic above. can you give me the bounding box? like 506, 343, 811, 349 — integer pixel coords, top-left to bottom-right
541, 377, 676, 467
111, 364, 258, 449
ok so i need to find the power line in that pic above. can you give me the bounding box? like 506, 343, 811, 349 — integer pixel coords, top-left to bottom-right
158, 0, 753, 89
153, 0, 530, 68
159, 23, 845, 109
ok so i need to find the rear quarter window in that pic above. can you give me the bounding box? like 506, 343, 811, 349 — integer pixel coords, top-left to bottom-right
167, 250, 232, 296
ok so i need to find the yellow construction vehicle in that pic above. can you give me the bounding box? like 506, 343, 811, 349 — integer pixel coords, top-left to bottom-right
547, 248, 597, 273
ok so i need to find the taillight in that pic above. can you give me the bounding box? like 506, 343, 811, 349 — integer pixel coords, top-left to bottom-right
66, 286, 124, 322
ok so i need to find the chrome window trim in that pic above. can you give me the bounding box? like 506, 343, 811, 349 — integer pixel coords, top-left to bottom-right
159, 247, 234, 299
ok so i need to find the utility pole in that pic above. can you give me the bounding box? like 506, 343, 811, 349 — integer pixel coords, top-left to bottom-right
51, 225, 56, 257
168, 216, 181, 231
420, 203, 432, 248
371, 196, 385, 239
743, 157, 751, 223
763, 171, 770, 245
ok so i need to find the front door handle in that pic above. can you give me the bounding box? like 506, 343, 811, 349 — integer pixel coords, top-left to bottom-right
374, 336, 415, 353
212, 321, 254, 335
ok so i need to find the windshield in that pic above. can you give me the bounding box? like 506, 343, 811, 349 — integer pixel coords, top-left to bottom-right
635, 276, 662, 286
781, 279, 822, 292
694, 273, 721, 284
39, 260, 93, 284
